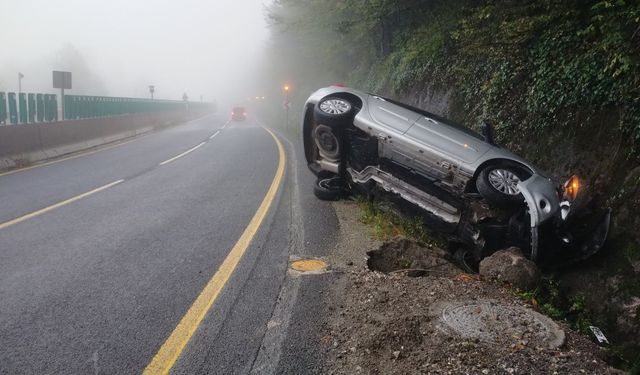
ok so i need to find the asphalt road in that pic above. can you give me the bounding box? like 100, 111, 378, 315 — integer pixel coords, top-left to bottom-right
0, 114, 339, 374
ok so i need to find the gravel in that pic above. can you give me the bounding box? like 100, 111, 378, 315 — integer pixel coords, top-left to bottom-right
322, 200, 623, 375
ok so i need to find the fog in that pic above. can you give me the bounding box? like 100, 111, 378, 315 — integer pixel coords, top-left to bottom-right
0, 0, 271, 105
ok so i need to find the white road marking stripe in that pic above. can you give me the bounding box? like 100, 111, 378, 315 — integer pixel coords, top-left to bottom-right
0, 179, 124, 231
159, 142, 206, 166
209, 130, 220, 140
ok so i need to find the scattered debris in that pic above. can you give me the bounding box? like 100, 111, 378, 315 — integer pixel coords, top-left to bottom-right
589, 326, 610, 345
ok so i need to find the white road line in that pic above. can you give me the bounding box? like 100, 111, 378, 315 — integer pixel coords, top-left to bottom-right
209, 130, 220, 140
159, 142, 206, 166
0, 179, 124, 231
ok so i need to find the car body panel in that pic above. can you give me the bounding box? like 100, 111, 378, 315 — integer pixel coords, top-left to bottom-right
406, 116, 491, 164
368, 96, 421, 134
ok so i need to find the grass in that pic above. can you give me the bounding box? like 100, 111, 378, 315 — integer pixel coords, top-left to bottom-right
513, 276, 599, 335
356, 196, 444, 248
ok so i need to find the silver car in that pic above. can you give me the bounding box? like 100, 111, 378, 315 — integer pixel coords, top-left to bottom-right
302, 85, 610, 265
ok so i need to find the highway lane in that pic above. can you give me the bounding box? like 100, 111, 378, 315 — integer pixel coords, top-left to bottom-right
0, 117, 292, 373
0, 114, 229, 223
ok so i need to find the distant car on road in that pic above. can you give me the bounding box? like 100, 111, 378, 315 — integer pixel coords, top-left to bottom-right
302, 85, 610, 267
231, 106, 247, 121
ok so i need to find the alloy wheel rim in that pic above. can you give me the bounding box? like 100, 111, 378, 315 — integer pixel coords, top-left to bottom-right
319, 99, 351, 115
488, 168, 520, 195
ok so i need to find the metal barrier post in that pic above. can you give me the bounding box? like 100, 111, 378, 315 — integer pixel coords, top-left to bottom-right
28, 93, 36, 123
8, 93, 18, 124
18, 93, 27, 123
36, 94, 44, 122
44, 94, 52, 122
52, 94, 58, 121
0, 92, 6, 124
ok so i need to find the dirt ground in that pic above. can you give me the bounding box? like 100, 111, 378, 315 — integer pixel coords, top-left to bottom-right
323, 200, 623, 375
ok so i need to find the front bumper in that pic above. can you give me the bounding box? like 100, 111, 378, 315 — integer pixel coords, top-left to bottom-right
518, 175, 610, 265
537, 208, 611, 267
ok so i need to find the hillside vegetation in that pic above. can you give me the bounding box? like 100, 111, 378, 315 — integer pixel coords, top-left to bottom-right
264, 0, 640, 370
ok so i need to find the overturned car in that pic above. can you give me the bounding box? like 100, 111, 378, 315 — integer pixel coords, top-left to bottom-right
302, 86, 610, 268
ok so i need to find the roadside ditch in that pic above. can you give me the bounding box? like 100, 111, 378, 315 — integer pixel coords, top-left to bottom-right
320, 199, 622, 374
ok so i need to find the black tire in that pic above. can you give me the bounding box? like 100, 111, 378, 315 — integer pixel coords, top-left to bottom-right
314, 97, 354, 126
313, 176, 345, 201
454, 248, 479, 274
476, 163, 531, 206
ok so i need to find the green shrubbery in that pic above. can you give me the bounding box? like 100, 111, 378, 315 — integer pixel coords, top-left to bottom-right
268, 0, 640, 151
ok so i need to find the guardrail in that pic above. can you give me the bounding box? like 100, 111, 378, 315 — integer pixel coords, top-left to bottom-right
0, 92, 214, 125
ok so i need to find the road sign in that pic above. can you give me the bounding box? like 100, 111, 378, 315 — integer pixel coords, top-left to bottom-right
53, 71, 72, 120
53, 71, 72, 89
282, 100, 290, 109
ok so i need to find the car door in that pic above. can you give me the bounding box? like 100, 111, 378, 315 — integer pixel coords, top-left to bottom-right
367, 96, 420, 134
367, 96, 422, 167
405, 116, 491, 165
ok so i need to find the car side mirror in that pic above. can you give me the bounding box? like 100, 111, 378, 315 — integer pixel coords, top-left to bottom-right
480, 121, 496, 145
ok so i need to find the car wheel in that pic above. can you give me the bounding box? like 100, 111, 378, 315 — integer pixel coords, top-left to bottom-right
476, 163, 531, 206
314, 97, 354, 126
453, 247, 479, 273
313, 175, 345, 201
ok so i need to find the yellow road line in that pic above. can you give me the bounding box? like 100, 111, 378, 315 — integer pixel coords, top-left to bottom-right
0, 138, 139, 178
0, 179, 124, 231
143, 127, 286, 375
159, 142, 206, 166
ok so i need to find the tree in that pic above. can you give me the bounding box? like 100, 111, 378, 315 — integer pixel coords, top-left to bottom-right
53, 44, 108, 95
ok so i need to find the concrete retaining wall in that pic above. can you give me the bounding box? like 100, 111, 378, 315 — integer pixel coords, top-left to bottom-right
0, 109, 211, 171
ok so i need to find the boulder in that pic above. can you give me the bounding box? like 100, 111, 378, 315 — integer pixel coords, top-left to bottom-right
479, 247, 540, 290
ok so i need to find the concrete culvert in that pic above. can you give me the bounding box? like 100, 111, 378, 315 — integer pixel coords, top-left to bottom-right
366, 237, 460, 277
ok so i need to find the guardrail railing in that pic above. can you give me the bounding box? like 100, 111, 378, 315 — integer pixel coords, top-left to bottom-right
0, 92, 214, 125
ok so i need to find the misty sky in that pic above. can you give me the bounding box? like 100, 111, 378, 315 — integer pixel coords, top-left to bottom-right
0, 0, 271, 103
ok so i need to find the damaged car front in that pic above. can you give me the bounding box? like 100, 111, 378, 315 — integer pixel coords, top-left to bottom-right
302, 85, 610, 267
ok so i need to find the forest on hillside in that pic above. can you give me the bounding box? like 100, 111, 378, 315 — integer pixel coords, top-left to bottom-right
261, 0, 640, 370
